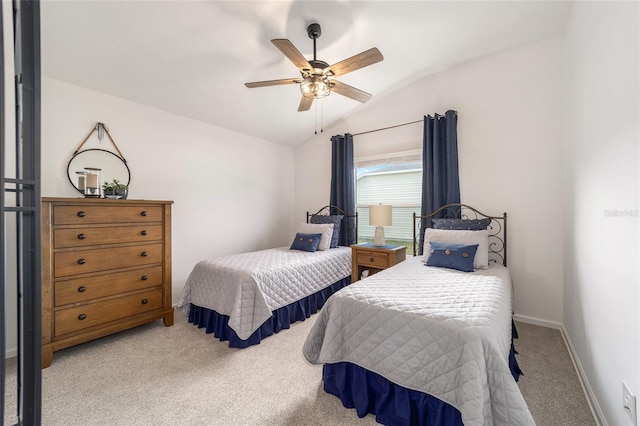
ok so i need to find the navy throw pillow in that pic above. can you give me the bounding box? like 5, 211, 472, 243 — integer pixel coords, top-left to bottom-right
432, 218, 491, 231
290, 233, 323, 252
425, 241, 479, 272
310, 215, 343, 248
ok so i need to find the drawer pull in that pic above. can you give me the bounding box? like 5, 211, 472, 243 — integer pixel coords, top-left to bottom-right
141, 211, 148, 217
141, 251, 148, 257
78, 314, 87, 320
141, 275, 148, 281
78, 286, 87, 293
370, 257, 374, 263
77, 211, 86, 218
141, 230, 148, 236
77, 258, 86, 265
77, 233, 86, 240
141, 298, 149, 305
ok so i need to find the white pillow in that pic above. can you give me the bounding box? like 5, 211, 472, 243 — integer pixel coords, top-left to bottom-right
297, 223, 334, 251
422, 228, 489, 269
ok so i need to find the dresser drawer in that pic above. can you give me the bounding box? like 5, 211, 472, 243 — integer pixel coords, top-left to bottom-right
54, 288, 163, 337
54, 224, 163, 248
54, 243, 163, 277
53, 205, 162, 225
356, 251, 389, 268
55, 266, 163, 306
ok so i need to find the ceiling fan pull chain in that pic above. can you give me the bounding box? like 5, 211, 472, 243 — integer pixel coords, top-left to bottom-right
313, 99, 324, 135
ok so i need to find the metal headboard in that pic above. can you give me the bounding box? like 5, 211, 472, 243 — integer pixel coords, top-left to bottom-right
307, 205, 358, 247
413, 203, 507, 266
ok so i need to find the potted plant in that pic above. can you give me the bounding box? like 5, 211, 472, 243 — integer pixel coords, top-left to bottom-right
102, 179, 129, 199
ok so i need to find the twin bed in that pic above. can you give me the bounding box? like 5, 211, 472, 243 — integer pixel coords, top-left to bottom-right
177, 205, 357, 348
178, 203, 533, 425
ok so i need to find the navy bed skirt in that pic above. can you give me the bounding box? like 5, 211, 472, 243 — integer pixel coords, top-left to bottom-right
322, 321, 523, 426
187, 276, 351, 348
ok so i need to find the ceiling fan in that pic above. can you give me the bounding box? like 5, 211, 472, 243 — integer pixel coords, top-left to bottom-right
245, 23, 384, 112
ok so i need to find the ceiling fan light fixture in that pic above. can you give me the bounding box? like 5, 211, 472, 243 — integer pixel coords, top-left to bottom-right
245, 22, 383, 111
300, 75, 331, 99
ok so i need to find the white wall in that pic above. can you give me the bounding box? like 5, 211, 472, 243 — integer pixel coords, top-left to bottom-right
41, 78, 296, 308
296, 36, 566, 324
564, 2, 639, 425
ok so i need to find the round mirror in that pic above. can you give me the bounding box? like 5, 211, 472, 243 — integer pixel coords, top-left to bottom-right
67, 149, 131, 195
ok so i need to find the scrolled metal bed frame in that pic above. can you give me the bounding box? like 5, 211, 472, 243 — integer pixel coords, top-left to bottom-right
413, 203, 507, 266
306, 205, 358, 246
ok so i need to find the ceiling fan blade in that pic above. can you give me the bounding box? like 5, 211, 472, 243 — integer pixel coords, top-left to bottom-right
271, 39, 312, 71
330, 80, 372, 103
245, 78, 300, 88
298, 96, 314, 112
326, 47, 383, 77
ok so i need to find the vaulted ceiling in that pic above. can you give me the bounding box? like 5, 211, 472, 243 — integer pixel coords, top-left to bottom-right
40, 1, 573, 147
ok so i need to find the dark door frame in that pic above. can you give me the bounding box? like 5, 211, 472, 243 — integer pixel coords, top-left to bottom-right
1, 0, 42, 424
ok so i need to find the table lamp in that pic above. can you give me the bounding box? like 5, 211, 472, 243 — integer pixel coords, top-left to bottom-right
369, 204, 392, 246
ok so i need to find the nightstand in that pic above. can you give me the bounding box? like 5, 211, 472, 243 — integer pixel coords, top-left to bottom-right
351, 243, 407, 283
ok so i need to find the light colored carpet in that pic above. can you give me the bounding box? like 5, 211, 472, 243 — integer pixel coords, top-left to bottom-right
4, 315, 596, 425
514, 322, 597, 426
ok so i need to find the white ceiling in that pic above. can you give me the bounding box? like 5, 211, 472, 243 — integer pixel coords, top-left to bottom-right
40, 1, 573, 147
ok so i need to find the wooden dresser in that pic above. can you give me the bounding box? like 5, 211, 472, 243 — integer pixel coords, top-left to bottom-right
41, 197, 174, 368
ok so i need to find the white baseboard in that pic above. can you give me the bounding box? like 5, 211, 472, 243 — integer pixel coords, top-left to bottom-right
513, 313, 562, 329
559, 324, 607, 426
5, 347, 17, 359
513, 313, 606, 426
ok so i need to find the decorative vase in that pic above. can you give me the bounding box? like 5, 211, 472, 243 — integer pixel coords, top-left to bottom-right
116, 188, 128, 200
103, 189, 117, 199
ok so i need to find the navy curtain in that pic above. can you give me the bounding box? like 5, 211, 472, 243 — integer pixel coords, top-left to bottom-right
419, 110, 460, 254
329, 134, 356, 246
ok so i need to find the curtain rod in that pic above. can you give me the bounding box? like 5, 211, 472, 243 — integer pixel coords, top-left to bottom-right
352, 111, 457, 137
352, 119, 422, 137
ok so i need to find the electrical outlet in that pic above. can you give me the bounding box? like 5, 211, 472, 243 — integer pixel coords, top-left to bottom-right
623, 382, 637, 425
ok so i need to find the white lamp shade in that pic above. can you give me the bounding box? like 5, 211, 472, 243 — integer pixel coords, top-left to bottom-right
369, 204, 392, 226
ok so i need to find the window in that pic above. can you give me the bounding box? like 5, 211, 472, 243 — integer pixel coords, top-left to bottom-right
355, 150, 422, 250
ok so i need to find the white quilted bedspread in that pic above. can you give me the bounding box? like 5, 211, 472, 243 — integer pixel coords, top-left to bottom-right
303, 257, 534, 426
177, 246, 351, 339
